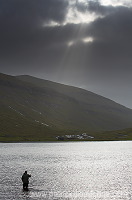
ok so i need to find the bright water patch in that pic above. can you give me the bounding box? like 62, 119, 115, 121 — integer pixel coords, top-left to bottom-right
0, 141, 131, 199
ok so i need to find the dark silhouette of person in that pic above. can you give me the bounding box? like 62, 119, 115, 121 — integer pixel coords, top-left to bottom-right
21, 171, 31, 190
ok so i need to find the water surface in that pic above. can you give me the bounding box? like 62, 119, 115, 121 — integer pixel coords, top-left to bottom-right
0, 141, 131, 199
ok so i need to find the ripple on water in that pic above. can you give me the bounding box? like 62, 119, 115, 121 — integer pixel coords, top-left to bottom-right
0, 141, 131, 200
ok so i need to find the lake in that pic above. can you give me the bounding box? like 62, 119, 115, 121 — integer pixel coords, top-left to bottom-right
0, 141, 131, 200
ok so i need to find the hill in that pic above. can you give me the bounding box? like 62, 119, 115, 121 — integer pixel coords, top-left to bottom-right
0, 73, 132, 141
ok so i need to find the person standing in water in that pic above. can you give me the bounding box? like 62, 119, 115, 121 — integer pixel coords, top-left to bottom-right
21, 171, 31, 190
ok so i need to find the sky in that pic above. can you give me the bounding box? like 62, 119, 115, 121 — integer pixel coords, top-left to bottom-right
0, 0, 132, 108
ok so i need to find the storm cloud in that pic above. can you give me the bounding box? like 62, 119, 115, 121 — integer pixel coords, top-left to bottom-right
0, 0, 132, 108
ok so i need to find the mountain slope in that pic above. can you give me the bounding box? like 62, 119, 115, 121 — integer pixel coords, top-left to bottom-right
17, 75, 132, 130
0, 73, 132, 141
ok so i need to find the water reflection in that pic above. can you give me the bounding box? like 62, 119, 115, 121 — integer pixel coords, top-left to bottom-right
21, 189, 30, 199
0, 141, 131, 200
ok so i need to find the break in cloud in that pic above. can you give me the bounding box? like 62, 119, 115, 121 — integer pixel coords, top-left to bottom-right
0, 0, 132, 108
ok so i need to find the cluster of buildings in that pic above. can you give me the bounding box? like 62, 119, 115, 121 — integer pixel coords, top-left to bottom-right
56, 133, 94, 140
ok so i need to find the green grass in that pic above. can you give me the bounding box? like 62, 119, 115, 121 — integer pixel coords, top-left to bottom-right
0, 73, 132, 142
0, 127, 132, 142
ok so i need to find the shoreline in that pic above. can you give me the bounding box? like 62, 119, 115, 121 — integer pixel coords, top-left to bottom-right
0, 139, 131, 143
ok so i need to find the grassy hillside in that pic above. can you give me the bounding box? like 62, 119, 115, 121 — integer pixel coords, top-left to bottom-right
0, 73, 132, 142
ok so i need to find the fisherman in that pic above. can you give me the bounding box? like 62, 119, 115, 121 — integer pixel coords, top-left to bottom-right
21, 171, 31, 190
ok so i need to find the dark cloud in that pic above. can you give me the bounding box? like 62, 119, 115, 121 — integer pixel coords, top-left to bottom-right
0, 0, 69, 31
86, 6, 132, 70
0, 0, 132, 107
0, 0, 69, 71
